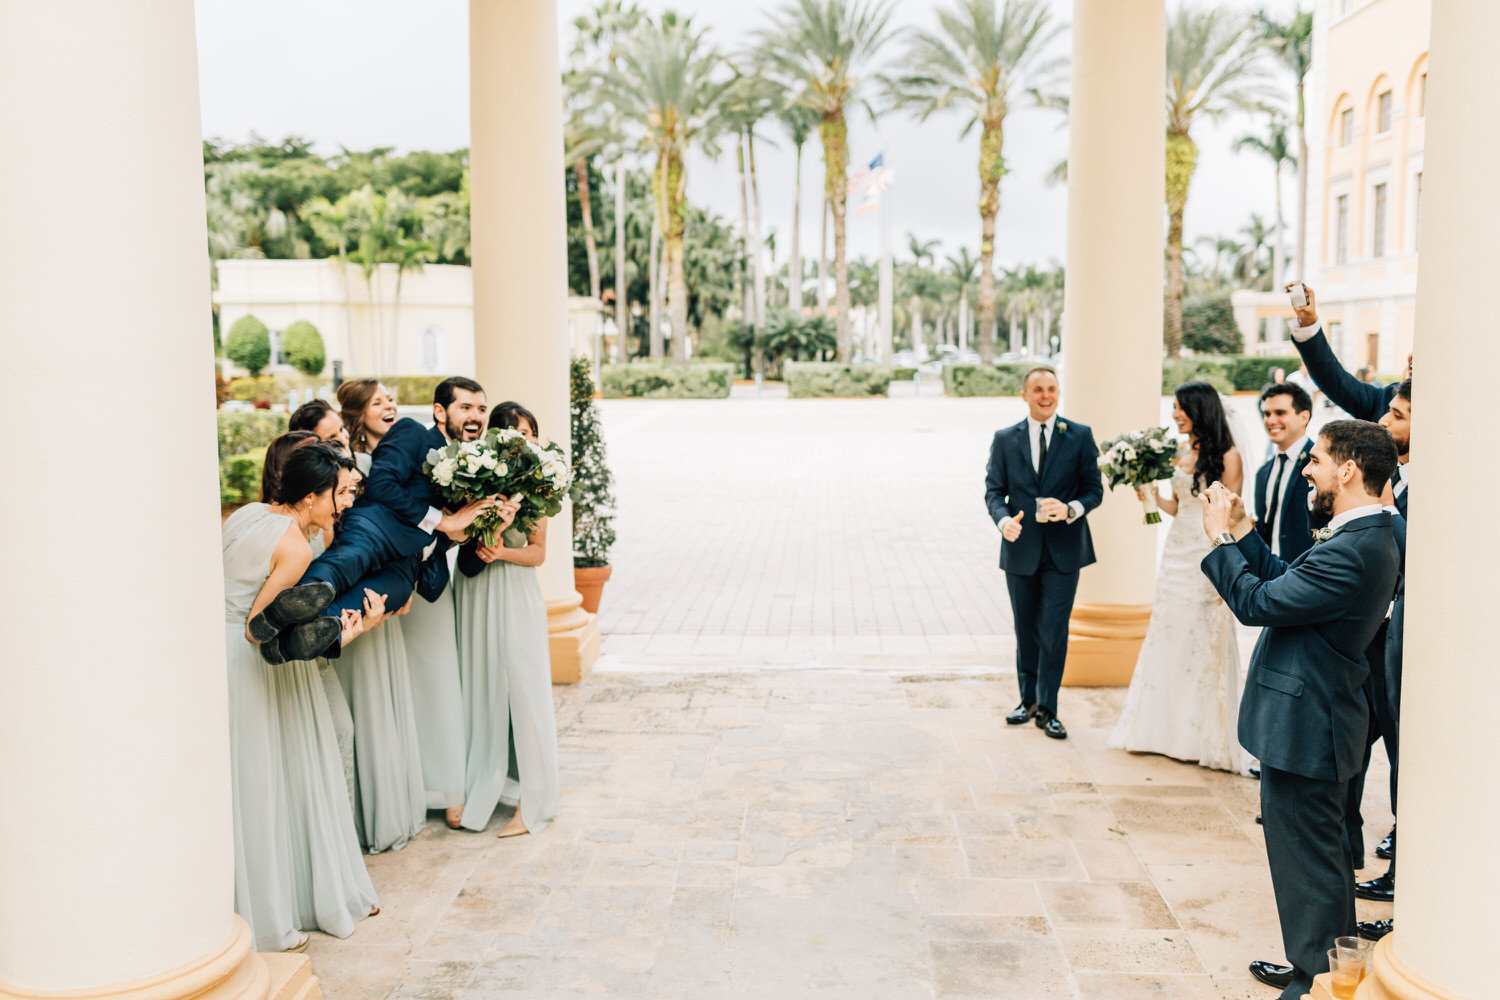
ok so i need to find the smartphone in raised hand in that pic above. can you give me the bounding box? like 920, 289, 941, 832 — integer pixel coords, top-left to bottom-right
1288, 282, 1308, 308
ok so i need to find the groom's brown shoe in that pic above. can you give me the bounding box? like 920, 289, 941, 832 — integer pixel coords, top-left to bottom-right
247, 582, 336, 642
1005, 703, 1038, 725
1248, 961, 1295, 989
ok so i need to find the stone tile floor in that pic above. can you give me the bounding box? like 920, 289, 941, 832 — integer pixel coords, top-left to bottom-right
306, 671, 1394, 999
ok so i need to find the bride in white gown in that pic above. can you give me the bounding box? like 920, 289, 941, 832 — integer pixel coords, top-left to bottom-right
1109, 381, 1255, 775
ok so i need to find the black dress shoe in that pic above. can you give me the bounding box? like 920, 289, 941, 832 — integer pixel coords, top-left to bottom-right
1248, 765, 1261, 780
1255, 814, 1263, 825
1248, 961, 1296, 989
1355, 870, 1395, 902
247, 582, 336, 642
258, 617, 341, 664
1005, 702, 1038, 725
1376, 826, 1396, 860
1358, 918, 1394, 941
1035, 711, 1067, 740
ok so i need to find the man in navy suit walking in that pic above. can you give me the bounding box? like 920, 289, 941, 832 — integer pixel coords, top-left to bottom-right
984, 367, 1104, 740
1199, 420, 1401, 999
1253, 381, 1315, 563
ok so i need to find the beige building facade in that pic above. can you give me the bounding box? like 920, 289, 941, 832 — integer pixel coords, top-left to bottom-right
1303, 0, 1430, 374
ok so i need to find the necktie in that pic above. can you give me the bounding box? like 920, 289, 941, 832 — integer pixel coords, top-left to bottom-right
1037, 423, 1049, 474
1391, 469, 1404, 495
1267, 453, 1288, 537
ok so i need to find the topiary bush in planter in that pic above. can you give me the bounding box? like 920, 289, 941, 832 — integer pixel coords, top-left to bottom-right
280, 320, 326, 376
784, 362, 892, 398
570, 357, 617, 612
226, 315, 271, 376
600, 361, 734, 399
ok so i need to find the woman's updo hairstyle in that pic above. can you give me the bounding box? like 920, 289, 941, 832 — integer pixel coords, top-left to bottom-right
260, 431, 318, 503
272, 442, 349, 506
489, 401, 539, 437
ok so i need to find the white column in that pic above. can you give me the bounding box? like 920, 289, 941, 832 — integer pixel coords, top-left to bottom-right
1058, 0, 1165, 683
0, 1, 265, 997
470, 0, 599, 682
1361, 0, 1500, 997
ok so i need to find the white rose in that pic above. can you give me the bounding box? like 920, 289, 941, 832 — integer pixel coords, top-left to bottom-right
433, 464, 454, 486
493, 461, 508, 478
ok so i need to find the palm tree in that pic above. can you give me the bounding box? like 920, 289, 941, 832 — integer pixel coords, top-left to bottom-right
777, 101, 820, 312
719, 71, 781, 333
1194, 233, 1244, 290
598, 14, 732, 363
572, 1, 646, 360
754, 0, 898, 362
1164, 4, 1277, 356
1255, 7, 1312, 277
1235, 213, 1274, 290
945, 247, 980, 350
1233, 114, 1294, 288
886, 0, 1065, 363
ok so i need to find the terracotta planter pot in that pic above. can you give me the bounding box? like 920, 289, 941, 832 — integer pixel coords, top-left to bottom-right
574, 564, 612, 614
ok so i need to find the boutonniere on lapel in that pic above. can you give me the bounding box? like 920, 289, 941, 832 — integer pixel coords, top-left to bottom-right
1312, 526, 1337, 544
1057, 421, 1068, 434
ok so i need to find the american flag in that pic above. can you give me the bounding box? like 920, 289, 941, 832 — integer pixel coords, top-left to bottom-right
848, 153, 894, 214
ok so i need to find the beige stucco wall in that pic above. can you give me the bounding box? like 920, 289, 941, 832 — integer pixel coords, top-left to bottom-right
1305, 0, 1429, 374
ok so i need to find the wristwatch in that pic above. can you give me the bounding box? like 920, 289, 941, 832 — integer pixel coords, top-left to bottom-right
1211, 531, 1236, 548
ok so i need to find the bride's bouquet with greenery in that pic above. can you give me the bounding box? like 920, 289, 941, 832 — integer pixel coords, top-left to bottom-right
1096, 426, 1180, 524
425, 429, 573, 547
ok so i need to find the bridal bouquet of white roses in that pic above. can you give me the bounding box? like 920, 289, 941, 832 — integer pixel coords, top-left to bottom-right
1096, 426, 1180, 524
425, 428, 574, 548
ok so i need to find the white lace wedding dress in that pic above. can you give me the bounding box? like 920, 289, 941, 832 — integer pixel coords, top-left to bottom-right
1108, 463, 1255, 775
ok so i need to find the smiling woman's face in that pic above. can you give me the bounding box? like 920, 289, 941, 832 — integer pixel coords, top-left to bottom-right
362, 385, 397, 440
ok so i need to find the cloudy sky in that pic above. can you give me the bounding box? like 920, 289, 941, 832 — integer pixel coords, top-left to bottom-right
195, 0, 1303, 272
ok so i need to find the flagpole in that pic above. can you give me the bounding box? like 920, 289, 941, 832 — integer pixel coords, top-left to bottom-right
878, 177, 893, 363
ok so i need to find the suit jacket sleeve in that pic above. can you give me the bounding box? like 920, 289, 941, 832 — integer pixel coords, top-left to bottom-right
1231, 526, 1293, 582
1070, 430, 1104, 513
456, 541, 486, 579
1202, 538, 1364, 628
361, 420, 433, 527
984, 435, 1012, 524
1294, 330, 1389, 422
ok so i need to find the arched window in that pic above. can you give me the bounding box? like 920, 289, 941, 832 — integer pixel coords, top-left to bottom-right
419, 326, 446, 374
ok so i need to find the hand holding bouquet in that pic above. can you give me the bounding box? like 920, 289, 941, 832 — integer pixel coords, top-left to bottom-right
424, 428, 574, 549
1096, 426, 1180, 524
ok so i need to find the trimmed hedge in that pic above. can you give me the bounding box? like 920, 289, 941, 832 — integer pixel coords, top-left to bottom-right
218, 410, 288, 461
220, 447, 267, 506
227, 375, 286, 402
892, 366, 918, 381
380, 375, 447, 406
784, 362, 892, 398
600, 362, 734, 399
1228, 356, 1300, 391
943, 363, 1037, 397
1160, 355, 1301, 394
226, 315, 271, 375
281, 320, 326, 376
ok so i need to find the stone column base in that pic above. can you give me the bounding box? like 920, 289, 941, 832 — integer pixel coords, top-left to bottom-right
1344, 935, 1469, 1000
547, 592, 601, 684
1063, 603, 1151, 686
0, 918, 317, 1000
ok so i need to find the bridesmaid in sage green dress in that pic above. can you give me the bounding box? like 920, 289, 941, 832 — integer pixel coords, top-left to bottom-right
256, 436, 382, 938
332, 377, 430, 853
222, 445, 364, 952
454, 402, 559, 837
401, 545, 469, 826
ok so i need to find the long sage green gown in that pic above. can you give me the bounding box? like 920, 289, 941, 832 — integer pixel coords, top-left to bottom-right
272, 531, 379, 938
401, 547, 467, 810
221, 503, 302, 952
453, 546, 558, 833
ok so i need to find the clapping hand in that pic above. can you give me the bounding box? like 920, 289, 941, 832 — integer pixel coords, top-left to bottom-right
1037, 498, 1070, 521
1199, 482, 1247, 541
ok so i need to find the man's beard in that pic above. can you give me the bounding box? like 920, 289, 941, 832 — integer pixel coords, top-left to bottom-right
1310, 483, 1337, 520
1395, 437, 1410, 457
446, 416, 483, 441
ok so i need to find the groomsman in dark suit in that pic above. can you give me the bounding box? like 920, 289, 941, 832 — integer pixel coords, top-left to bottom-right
984, 367, 1104, 740
1285, 285, 1414, 914
1253, 381, 1315, 562
1199, 420, 1401, 999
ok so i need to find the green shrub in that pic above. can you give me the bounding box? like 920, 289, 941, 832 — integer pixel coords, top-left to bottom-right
1229, 356, 1300, 392
1162, 357, 1234, 395
280, 320, 326, 376
891, 366, 918, 381
600, 362, 734, 399
784, 362, 892, 398
1181, 295, 1243, 354
570, 357, 617, 569
941, 362, 1037, 397
380, 375, 447, 406
226, 315, 271, 376
227, 375, 286, 403
220, 447, 267, 506
218, 410, 289, 460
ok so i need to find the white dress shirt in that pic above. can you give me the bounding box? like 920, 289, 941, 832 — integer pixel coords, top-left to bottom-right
1326, 503, 1387, 534
1262, 435, 1307, 557
997, 415, 1085, 533
1393, 461, 1409, 498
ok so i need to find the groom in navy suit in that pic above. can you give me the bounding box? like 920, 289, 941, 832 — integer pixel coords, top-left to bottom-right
1199, 419, 1400, 999
984, 366, 1104, 740
267, 377, 515, 662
